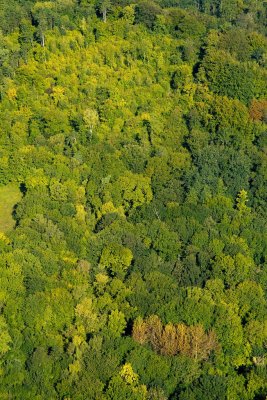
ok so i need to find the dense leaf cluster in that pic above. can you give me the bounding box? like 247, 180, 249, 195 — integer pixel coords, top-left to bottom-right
0, 0, 266, 399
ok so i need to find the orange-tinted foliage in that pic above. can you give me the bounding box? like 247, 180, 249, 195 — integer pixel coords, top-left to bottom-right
132, 316, 219, 361
249, 99, 267, 122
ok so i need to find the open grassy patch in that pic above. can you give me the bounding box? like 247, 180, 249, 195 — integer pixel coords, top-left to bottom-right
0, 184, 22, 232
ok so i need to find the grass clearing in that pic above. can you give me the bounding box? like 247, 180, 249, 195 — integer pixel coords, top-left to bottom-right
0, 184, 22, 232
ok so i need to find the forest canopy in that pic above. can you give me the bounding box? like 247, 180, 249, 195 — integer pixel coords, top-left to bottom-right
0, 0, 267, 399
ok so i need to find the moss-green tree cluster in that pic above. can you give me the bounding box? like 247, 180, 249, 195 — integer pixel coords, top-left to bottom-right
0, 0, 266, 399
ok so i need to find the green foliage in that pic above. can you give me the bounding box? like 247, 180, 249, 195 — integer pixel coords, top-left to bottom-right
0, 0, 266, 398
198, 49, 266, 104
113, 172, 153, 212
134, 1, 163, 29
179, 375, 228, 400
99, 243, 133, 277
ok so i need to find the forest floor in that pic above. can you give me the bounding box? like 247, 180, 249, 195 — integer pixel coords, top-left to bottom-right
0, 184, 22, 232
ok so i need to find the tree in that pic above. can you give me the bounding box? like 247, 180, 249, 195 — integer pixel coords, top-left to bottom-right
0, 316, 12, 355
113, 172, 153, 213
106, 363, 147, 400
249, 99, 267, 122
75, 297, 102, 333
99, 0, 112, 22
236, 189, 250, 214
107, 309, 127, 338
198, 49, 258, 104
32, 2, 55, 47
99, 243, 133, 278
132, 317, 148, 345
160, 323, 178, 356
83, 108, 99, 138
179, 375, 228, 400
132, 316, 218, 361
134, 1, 163, 29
